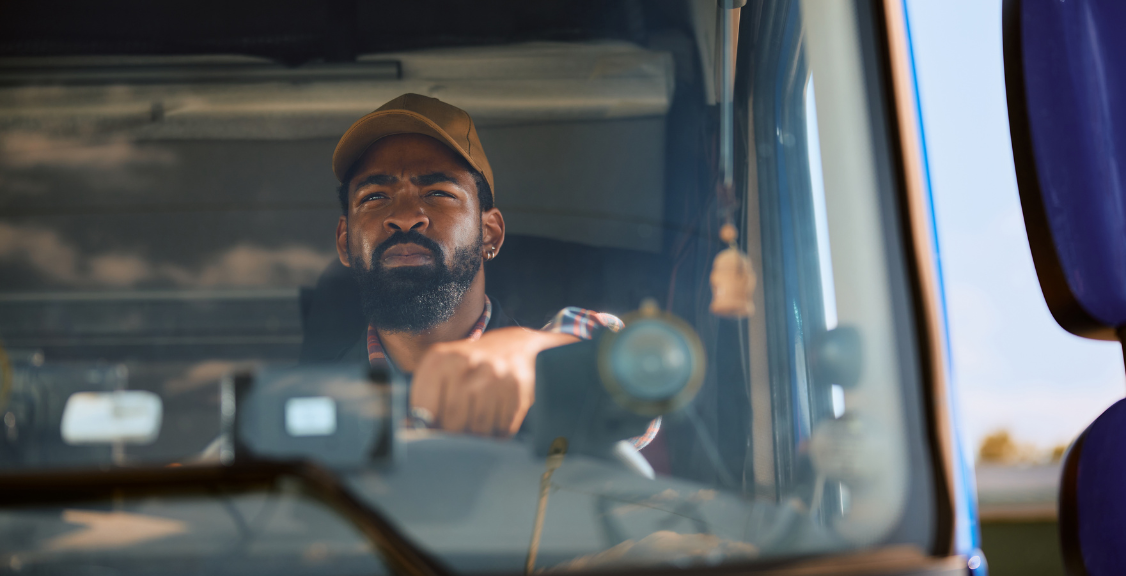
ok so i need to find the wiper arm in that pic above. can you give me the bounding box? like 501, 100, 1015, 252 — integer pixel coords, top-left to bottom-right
0, 460, 450, 576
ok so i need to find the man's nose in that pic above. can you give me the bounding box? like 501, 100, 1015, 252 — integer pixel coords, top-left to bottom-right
383, 196, 429, 233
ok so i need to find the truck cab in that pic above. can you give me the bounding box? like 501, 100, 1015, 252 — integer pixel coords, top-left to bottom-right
0, 2, 979, 574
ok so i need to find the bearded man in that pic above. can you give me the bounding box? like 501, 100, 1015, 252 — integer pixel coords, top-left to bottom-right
319, 94, 655, 446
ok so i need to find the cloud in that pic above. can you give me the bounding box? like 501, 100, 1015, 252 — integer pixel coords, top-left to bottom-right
0, 131, 175, 195
45, 509, 187, 551
0, 222, 334, 289
0, 131, 174, 170
174, 244, 333, 288
88, 253, 154, 287
0, 222, 81, 283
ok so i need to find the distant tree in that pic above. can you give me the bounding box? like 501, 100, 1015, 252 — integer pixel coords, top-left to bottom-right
978, 429, 1045, 464
978, 430, 1018, 464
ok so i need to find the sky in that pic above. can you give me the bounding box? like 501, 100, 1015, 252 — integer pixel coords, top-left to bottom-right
905, 0, 1125, 451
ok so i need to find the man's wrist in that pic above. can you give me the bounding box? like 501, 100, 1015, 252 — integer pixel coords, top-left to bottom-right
529, 329, 581, 351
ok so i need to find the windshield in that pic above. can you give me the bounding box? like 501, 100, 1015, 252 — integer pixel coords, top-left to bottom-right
0, 1, 935, 574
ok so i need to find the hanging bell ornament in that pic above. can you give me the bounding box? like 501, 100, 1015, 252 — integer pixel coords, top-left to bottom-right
710, 223, 756, 318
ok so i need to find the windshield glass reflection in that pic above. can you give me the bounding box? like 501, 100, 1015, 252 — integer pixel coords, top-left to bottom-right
0, 1, 932, 574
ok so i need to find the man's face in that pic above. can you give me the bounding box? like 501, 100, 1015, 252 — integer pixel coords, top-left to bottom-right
336, 133, 491, 333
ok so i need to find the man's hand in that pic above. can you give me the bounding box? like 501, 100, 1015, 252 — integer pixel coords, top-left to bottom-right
410, 327, 580, 437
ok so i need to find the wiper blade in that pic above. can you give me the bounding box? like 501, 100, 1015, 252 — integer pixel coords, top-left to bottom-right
0, 460, 450, 576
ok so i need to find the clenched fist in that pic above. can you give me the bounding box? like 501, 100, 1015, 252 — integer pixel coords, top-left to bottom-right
409, 327, 580, 437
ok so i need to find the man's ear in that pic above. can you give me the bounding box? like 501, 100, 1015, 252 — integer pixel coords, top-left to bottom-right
335, 215, 352, 267
481, 208, 505, 259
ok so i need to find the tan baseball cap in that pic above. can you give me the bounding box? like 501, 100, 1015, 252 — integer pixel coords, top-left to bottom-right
332, 93, 495, 198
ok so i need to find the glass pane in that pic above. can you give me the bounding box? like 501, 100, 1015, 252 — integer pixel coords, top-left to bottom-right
0, 0, 933, 573
1, 489, 389, 574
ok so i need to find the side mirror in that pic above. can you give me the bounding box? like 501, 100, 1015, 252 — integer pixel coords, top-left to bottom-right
231, 364, 397, 469
1004, 0, 1126, 340
1005, 2, 1126, 574
532, 308, 705, 461
1059, 399, 1126, 576
60, 391, 162, 445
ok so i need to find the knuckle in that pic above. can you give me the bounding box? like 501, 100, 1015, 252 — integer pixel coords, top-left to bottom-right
470, 361, 499, 382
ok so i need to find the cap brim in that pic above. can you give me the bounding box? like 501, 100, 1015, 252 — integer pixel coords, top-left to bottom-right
332, 109, 485, 183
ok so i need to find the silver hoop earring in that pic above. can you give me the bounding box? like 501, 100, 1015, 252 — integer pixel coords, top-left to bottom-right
487, 247, 496, 261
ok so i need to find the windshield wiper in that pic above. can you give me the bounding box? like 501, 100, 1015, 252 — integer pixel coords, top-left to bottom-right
0, 459, 450, 576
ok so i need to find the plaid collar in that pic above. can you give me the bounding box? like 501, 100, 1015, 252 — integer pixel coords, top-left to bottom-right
367, 296, 492, 371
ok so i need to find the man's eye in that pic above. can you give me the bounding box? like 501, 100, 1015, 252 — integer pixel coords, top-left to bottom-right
428, 191, 455, 198
360, 193, 387, 203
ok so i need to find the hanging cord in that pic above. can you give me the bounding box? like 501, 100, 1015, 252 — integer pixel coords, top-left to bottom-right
526, 437, 568, 574
0, 339, 12, 413
718, 0, 742, 228
686, 406, 739, 489
669, 2, 742, 312
709, 2, 756, 319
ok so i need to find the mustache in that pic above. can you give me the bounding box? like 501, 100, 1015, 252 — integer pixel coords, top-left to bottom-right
372, 230, 445, 265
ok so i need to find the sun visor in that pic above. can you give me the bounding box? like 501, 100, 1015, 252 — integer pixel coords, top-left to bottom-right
0, 42, 674, 140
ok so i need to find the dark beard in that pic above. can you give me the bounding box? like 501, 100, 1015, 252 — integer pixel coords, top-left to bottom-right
350, 229, 482, 334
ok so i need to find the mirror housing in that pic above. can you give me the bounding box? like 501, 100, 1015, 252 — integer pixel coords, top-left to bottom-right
532, 310, 704, 460
1059, 399, 1126, 576
229, 364, 397, 469
1004, 0, 1126, 340
60, 391, 162, 445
